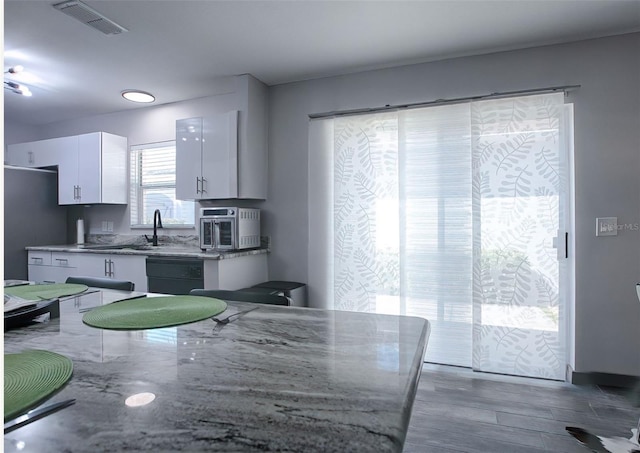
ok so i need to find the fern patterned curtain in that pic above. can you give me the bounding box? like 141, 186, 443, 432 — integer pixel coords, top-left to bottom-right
309, 92, 568, 380
471, 93, 567, 380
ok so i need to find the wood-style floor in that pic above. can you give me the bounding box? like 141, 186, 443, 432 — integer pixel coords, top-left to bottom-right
404, 364, 640, 452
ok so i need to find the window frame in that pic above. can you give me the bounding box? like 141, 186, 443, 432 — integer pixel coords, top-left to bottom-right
129, 140, 195, 229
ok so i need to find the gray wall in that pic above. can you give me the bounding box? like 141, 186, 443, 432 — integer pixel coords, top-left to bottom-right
4, 167, 68, 280
265, 33, 640, 376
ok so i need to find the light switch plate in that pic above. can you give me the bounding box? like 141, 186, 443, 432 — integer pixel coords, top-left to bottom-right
596, 217, 618, 236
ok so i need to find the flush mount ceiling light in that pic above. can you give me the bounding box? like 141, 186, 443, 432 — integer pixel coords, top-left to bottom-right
121, 90, 155, 103
4, 65, 32, 97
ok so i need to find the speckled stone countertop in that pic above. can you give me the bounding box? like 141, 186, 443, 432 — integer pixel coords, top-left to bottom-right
4, 289, 430, 452
25, 244, 268, 260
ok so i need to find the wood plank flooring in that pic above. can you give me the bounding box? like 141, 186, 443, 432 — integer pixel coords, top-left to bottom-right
404, 364, 639, 452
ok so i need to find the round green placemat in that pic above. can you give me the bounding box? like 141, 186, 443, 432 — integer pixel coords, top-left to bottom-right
82, 295, 227, 330
4, 283, 88, 301
4, 349, 73, 421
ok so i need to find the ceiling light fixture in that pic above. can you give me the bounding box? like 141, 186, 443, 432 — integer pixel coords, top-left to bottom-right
4, 66, 32, 97
121, 90, 155, 103
53, 0, 128, 36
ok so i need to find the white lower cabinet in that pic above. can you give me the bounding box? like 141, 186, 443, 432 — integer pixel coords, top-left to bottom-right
73, 254, 148, 292
28, 251, 79, 283
28, 250, 267, 293
28, 251, 147, 292
203, 254, 268, 290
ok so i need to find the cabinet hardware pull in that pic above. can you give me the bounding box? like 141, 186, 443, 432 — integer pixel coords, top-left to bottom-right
104, 258, 108, 276
196, 177, 201, 194
31, 257, 43, 263
77, 186, 81, 201
55, 258, 69, 265
201, 177, 206, 193
28, 151, 34, 164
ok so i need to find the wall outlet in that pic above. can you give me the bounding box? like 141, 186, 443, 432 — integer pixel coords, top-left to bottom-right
596, 217, 617, 236
101, 221, 114, 233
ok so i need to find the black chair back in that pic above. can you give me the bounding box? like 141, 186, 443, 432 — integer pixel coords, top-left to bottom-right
66, 276, 135, 291
189, 289, 289, 306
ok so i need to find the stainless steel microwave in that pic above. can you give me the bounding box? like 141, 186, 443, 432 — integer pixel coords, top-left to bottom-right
199, 207, 260, 251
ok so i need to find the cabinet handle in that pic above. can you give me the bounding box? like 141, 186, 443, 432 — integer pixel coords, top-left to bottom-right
31, 257, 43, 264
201, 177, 206, 193
73, 186, 77, 200
55, 258, 69, 266
196, 177, 201, 194
105, 259, 114, 277
28, 151, 34, 164
77, 185, 81, 201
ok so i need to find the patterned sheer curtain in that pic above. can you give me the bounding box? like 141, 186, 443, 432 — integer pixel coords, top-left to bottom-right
309, 92, 568, 379
471, 93, 567, 380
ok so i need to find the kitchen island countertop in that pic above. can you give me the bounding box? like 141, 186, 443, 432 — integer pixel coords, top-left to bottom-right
4, 289, 430, 452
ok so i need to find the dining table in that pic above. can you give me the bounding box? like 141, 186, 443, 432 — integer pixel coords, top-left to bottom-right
4, 284, 430, 452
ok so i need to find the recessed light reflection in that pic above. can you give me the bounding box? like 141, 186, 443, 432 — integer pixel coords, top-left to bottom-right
125, 392, 156, 407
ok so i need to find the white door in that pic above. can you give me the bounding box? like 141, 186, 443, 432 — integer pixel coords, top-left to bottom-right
200, 111, 238, 199
109, 255, 147, 292
57, 136, 80, 205
6, 142, 37, 167
176, 117, 203, 200
77, 132, 102, 203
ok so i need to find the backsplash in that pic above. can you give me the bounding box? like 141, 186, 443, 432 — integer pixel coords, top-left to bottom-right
87, 234, 200, 248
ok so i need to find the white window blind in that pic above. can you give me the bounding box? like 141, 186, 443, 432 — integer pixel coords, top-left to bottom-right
130, 141, 195, 227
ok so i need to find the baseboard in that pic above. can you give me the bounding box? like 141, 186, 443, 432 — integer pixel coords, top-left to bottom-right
567, 365, 640, 388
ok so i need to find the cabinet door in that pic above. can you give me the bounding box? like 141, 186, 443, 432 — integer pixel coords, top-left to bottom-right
77, 133, 102, 204
74, 254, 110, 278
73, 254, 147, 291
201, 111, 238, 199
57, 136, 81, 205
7, 142, 37, 167
109, 255, 147, 292
99, 133, 128, 204
176, 117, 203, 200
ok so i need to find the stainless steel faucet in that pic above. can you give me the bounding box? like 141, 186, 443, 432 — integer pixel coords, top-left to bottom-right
145, 209, 163, 246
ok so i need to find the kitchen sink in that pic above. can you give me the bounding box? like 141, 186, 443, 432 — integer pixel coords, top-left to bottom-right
81, 244, 154, 251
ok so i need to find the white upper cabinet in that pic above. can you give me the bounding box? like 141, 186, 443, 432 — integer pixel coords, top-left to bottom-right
54, 132, 128, 205
7, 132, 128, 205
176, 112, 238, 200
176, 74, 268, 200
7, 136, 73, 168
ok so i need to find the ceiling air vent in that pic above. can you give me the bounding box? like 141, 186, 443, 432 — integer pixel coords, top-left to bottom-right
53, 0, 128, 35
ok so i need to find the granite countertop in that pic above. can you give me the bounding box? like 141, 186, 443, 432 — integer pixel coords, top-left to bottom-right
26, 244, 268, 260
4, 290, 430, 452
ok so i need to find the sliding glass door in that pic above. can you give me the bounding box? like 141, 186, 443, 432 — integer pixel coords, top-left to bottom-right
311, 92, 570, 379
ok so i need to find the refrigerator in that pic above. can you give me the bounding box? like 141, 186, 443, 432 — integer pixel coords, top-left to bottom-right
4, 166, 68, 280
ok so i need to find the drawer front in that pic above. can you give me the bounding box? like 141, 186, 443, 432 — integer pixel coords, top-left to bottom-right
28, 251, 52, 266
51, 252, 77, 268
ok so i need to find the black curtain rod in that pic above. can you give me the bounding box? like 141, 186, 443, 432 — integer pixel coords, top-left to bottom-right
308, 84, 581, 120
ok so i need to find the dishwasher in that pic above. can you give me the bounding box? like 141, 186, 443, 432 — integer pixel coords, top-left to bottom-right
146, 257, 204, 295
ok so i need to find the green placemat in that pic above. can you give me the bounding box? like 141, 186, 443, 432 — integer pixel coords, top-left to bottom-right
82, 295, 227, 330
4, 283, 88, 301
4, 350, 73, 421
